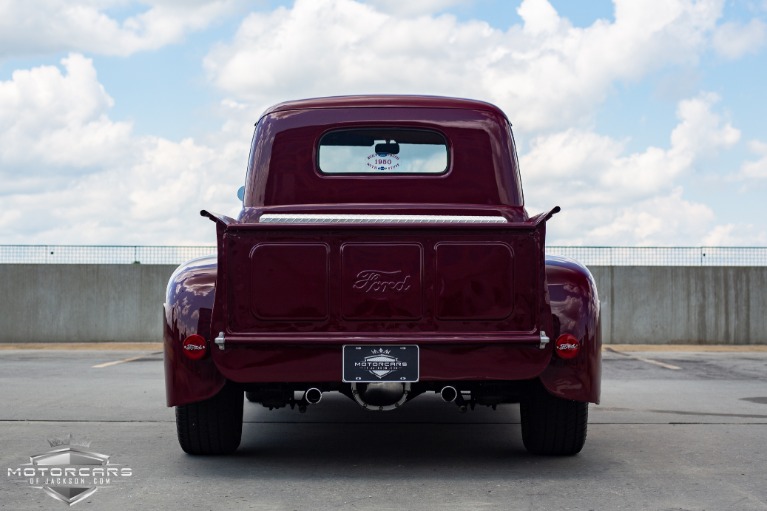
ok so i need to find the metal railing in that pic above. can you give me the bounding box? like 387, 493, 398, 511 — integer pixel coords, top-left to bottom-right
0, 245, 216, 265
1, 245, 767, 266
545, 246, 767, 267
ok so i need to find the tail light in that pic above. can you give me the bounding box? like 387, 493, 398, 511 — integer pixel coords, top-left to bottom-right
555, 333, 580, 360
182, 334, 208, 360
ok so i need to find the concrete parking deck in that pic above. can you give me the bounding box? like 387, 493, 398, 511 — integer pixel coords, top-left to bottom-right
1, 346, 766, 510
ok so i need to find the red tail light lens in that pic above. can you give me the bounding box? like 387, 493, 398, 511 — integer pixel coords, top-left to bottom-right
555, 333, 580, 360
182, 334, 207, 360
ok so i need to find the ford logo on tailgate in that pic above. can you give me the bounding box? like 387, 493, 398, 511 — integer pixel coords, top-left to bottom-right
353, 270, 412, 293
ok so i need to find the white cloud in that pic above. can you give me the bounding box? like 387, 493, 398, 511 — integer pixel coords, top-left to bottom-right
669, 92, 740, 159
0, 53, 247, 245
584, 190, 716, 246
703, 224, 767, 245
523, 92, 740, 245
712, 19, 767, 59
738, 140, 767, 179
204, 0, 725, 132
0, 138, 246, 245
524, 92, 738, 203
363, 0, 466, 17
0, 54, 133, 184
0, 0, 240, 57
518, 0, 561, 35
1, 0, 763, 248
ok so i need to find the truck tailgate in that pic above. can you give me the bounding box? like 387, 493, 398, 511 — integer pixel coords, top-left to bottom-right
204, 211, 557, 348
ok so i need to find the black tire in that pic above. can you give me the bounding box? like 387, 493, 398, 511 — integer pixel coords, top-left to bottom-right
520, 381, 588, 456
176, 383, 243, 455
245, 391, 259, 403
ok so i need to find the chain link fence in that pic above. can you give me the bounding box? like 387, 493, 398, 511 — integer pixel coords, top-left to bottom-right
1, 245, 767, 266
0, 245, 216, 265
546, 246, 767, 266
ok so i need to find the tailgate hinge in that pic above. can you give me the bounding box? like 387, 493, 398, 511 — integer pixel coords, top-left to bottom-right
215, 331, 226, 351
539, 331, 550, 350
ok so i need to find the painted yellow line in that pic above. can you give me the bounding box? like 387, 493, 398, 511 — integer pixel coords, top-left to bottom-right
605, 347, 682, 370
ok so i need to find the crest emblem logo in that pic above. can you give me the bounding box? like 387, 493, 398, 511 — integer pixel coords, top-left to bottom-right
6, 434, 132, 507
30, 446, 108, 506
360, 348, 405, 379
365, 348, 397, 378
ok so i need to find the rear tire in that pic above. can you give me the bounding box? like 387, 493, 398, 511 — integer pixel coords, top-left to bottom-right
176, 383, 243, 455
520, 381, 588, 456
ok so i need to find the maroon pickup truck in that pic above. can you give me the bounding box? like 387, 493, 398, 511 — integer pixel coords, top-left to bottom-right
164, 95, 601, 456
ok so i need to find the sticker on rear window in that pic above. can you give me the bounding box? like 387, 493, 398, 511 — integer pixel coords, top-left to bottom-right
319, 128, 448, 174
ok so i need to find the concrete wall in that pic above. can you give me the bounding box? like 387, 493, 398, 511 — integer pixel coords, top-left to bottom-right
0, 264, 177, 343
1, 264, 766, 344
590, 266, 767, 345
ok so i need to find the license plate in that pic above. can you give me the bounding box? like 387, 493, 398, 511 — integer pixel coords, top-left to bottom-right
342, 345, 419, 382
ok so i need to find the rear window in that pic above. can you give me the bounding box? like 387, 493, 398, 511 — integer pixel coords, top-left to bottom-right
318, 128, 448, 174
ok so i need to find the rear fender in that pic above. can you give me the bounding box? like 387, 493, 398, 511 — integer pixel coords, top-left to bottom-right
163, 255, 225, 407
540, 256, 602, 404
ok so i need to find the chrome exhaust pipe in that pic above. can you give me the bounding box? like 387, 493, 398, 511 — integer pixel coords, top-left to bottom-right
304, 388, 323, 404
440, 386, 458, 403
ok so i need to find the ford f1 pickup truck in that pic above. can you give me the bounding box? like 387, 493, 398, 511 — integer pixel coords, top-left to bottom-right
164, 95, 601, 456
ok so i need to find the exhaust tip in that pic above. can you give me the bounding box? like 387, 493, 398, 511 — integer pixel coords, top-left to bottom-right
440, 386, 458, 403
304, 388, 322, 405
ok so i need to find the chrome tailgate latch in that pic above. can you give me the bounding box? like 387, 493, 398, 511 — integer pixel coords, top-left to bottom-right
539, 331, 550, 350
215, 331, 226, 351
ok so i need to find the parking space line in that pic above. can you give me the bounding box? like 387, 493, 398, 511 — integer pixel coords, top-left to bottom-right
605, 347, 682, 370
92, 353, 161, 368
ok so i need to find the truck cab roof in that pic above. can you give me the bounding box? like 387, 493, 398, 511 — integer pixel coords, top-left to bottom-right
245, 95, 524, 211
262, 95, 511, 120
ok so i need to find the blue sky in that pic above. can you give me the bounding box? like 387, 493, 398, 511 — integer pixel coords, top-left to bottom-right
1, 0, 766, 246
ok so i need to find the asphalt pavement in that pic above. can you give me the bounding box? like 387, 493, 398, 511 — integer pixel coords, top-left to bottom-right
1, 345, 766, 510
